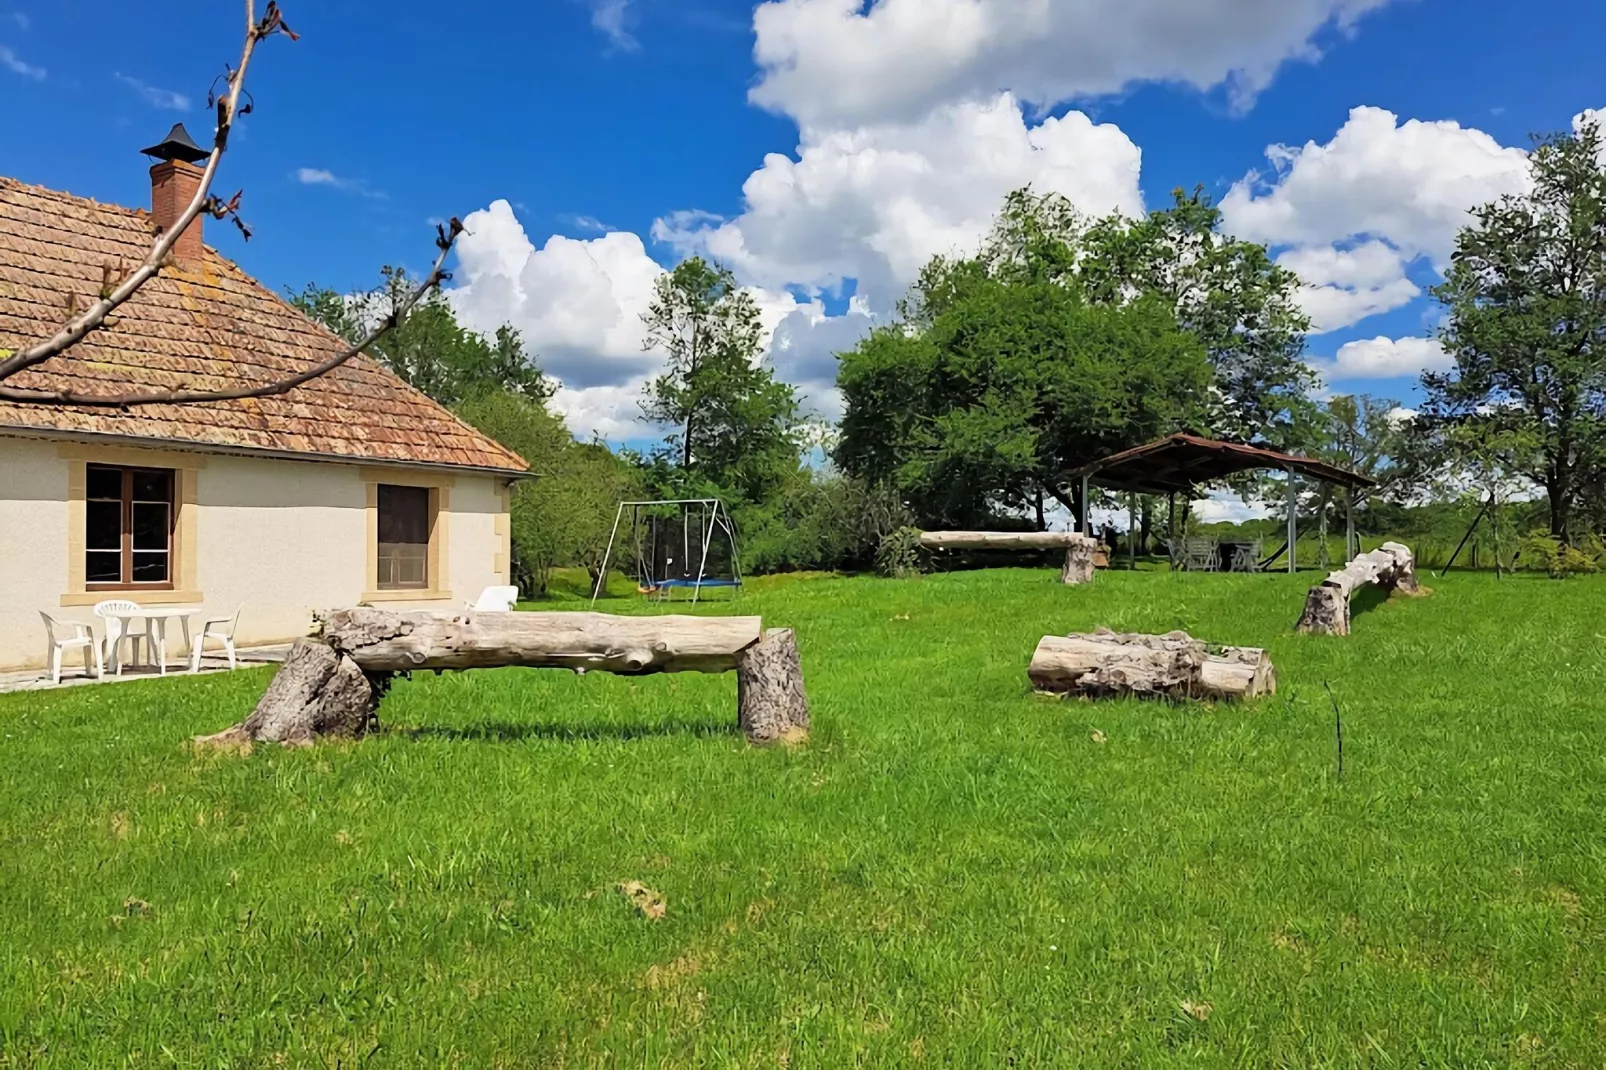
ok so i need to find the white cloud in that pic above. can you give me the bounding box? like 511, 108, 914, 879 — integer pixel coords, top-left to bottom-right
1319, 335, 1451, 380
1276, 239, 1420, 332
293, 167, 385, 199
1222, 107, 1531, 267
1221, 106, 1533, 335
2, 12, 28, 30
0, 43, 42, 79
590, 0, 637, 50
749, 0, 1394, 130
447, 199, 666, 392
654, 93, 1143, 308
115, 73, 191, 111
1191, 491, 1273, 524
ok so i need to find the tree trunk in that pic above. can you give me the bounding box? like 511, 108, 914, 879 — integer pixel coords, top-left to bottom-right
1296, 541, 1420, 636
1028, 630, 1275, 702
1061, 539, 1096, 586
919, 531, 1091, 551
736, 628, 810, 745
321, 607, 763, 674
194, 638, 383, 751
1034, 487, 1047, 531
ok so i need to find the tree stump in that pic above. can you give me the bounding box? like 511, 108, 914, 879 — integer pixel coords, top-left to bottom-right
736, 628, 810, 745
195, 638, 384, 750
1061, 539, 1097, 585
1028, 629, 1276, 701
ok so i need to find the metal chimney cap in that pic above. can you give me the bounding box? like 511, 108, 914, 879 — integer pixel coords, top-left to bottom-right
140, 123, 209, 165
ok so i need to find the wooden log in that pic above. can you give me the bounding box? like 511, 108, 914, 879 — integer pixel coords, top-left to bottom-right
194, 638, 383, 751
918, 530, 1091, 551
1296, 541, 1420, 636
321, 608, 765, 674
1028, 629, 1276, 702
736, 628, 811, 745
1061, 538, 1097, 585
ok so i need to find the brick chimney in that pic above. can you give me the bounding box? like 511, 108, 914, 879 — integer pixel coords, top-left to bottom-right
140, 123, 210, 262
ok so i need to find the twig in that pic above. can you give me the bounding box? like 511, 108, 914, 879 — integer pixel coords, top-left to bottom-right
1323, 680, 1343, 781
0, 221, 463, 407
0, 0, 294, 387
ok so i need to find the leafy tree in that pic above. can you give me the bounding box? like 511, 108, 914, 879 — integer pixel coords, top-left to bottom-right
639, 257, 801, 502
837, 258, 1212, 527
1423, 118, 1606, 541
1284, 393, 1407, 564
289, 268, 553, 407
989, 186, 1317, 445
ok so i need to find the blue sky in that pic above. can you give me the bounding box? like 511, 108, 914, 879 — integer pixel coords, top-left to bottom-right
2, 0, 1602, 445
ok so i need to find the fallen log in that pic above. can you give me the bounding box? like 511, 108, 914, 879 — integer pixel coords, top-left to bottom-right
1296, 541, 1420, 636
197, 609, 803, 750
919, 530, 1099, 585
1028, 629, 1276, 701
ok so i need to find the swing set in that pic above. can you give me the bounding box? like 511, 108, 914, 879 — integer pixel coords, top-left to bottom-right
590, 499, 744, 606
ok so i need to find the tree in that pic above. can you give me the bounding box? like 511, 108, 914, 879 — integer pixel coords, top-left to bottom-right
990, 186, 1317, 446
837, 254, 1213, 528
1424, 118, 1606, 542
0, 1, 462, 408
290, 270, 553, 407
639, 257, 801, 502
1287, 394, 1406, 564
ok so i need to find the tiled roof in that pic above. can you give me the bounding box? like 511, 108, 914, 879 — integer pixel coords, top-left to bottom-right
0, 176, 527, 474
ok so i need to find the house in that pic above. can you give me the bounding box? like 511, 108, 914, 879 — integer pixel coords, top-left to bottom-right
0, 125, 528, 672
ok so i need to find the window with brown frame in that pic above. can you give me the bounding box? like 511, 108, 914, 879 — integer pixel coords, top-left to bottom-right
377, 484, 431, 590
86, 464, 176, 589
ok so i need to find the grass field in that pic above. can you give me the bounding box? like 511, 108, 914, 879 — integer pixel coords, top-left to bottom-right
2, 568, 1604, 1067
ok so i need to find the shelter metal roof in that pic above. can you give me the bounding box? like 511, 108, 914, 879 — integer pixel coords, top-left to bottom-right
1064, 433, 1377, 495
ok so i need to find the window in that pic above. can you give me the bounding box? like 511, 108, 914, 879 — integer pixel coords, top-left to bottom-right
86, 464, 175, 589
377, 484, 431, 590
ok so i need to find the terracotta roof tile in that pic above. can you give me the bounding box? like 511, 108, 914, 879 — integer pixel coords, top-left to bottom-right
0, 176, 527, 474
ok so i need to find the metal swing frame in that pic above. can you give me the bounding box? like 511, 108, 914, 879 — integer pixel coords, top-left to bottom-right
590, 498, 744, 606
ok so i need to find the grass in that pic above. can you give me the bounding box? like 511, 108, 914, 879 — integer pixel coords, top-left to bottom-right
2, 568, 1604, 1066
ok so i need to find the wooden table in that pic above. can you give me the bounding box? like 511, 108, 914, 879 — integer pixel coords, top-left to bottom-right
107, 606, 199, 676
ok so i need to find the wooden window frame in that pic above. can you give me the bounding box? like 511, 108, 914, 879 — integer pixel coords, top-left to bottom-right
376, 483, 432, 591
361, 469, 453, 603
85, 463, 176, 593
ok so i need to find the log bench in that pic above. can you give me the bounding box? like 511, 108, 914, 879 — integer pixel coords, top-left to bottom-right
197, 609, 810, 749
1295, 541, 1421, 636
918, 531, 1099, 585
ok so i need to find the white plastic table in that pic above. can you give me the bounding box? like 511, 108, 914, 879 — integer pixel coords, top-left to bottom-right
107, 606, 199, 676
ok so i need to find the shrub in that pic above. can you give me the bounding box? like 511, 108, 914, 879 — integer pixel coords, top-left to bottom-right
876, 526, 927, 578
1515, 531, 1601, 578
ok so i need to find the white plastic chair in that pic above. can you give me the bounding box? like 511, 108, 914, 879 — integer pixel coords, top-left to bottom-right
39, 611, 104, 685
466, 585, 519, 611
93, 599, 148, 676
189, 608, 242, 673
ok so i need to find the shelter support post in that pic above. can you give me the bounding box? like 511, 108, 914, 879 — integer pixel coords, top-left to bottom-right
1286, 466, 1297, 575
1168, 492, 1177, 571
1346, 489, 1356, 561
1129, 492, 1137, 566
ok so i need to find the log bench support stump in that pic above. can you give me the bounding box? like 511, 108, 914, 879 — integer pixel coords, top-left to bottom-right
1028, 629, 1276, 702
1296, 541, 1421, 637
196, 608, 809, 750
918, 531, 1099, 586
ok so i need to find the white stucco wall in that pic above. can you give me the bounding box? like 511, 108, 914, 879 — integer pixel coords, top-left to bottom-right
0, 434, 512, 672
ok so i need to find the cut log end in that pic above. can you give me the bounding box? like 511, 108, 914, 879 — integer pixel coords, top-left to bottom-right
194, 638, 382, 750
1061, 539, 1097, 586
736, 628, 811, 746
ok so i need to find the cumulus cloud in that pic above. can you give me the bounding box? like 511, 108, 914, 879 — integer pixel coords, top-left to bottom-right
1319, 335, 1451, 380
115, 73, 191, 111
1276, 240, 1420, 332
654, 94, 1144, 308
1221, 106, 1533, 335
0, 43, 42, 79
749, 0, 1395, 130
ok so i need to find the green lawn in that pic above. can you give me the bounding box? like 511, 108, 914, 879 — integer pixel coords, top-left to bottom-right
2, 569, 1604, 1067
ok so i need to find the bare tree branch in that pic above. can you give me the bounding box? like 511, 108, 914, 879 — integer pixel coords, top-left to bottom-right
0, 221, 464, 408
